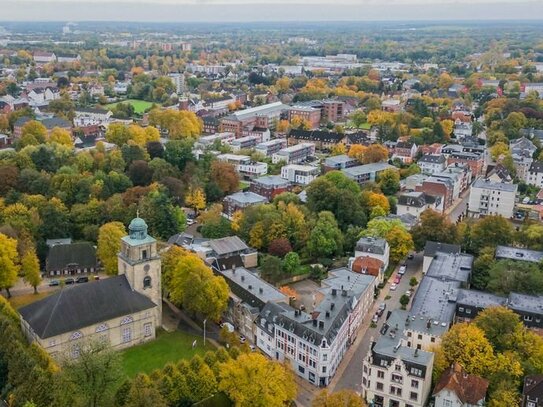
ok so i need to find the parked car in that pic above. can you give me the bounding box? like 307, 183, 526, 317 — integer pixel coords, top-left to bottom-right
399, 265, 407, 275
372, 313, 379, 323
394, 275, 401, 284
390, 283, 397, 291
49, 279, 60, 286
239, 335, 246, 343
94, 275, 100, 280
64, 278, 75, 285
186, 219, 195, 226
76, 276, 89, 284
406, 289, 413, 297
407, 253, 414, 260
377, 303, 386, 316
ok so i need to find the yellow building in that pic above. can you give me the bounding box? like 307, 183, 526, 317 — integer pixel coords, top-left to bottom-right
19, 216, 162, 359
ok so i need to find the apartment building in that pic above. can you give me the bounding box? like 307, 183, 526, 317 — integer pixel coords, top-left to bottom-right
526, 161, 543, 187
447, 151, 484, 177
255, 139, 287, 157
222, 191, 268, 218
250, 175, 291, 200
196, 132, 236, 148
216, 154, 268, 179
323, 100, 345, 122
323, 154, 359, 172
417, 154, 446, 175
342, 163, 397, 186
468, 179, 517, 218
397, 192, 443, 217
272, 142, 316, 164
288, 106, 321, 129
354, 237, 391, 273
231, 135, 260, 152
280, 164, 319, 185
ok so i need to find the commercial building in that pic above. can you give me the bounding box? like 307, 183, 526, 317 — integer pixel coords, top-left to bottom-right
220, 102, 287, 137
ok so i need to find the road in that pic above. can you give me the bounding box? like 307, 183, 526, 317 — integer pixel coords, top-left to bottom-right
326, 253, 424, 395
447, 191, 469, 223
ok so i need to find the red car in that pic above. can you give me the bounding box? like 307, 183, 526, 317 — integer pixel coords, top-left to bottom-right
394, 275, 401, 284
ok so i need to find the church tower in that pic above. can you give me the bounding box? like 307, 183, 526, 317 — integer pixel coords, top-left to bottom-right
118, 216, 162, 326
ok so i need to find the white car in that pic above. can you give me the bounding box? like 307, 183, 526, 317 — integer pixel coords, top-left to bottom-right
399, 265, 407, 275
186, 219, 195, 226
390, 283, 397, 291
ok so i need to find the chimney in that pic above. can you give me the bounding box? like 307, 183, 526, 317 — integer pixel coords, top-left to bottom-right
414, 348, 419, 357
426, 319, 431, 330
319, 321, 324, 329
332, 288, 337, 296
342, 290, 347, 296
331, 303, 335, 310
248, 284, 252, 290
241, 275, 245, 282
259, 287, 263, 294
313, 319, 318, 327
325, 311, 330, 318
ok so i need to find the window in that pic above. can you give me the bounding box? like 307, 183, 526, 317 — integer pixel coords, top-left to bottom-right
120, 316, 133, 325
323, 354, 328, 362
70, 331, 83, 341
322, 366, 327, 373
142, 249, 148, 260
466, 309, 472, 314
443, 400, 453, 407
391, 374, 402, 383
144, 323, 152, 337
122, 327, 132, 343
143, 276, 152, 288
411, 379, 419, 389
407, 332, 412, 337
524, 315, 533, 322
48, 339, 56, 347
309, 372, 315, 383
410, 392, 418, 401
298, 366, 305, 374
395, 364, 401, 372
376, 382, 384, 391
417, 334, 422, 340
95, 324, 108, 333
410, 367, 422, 376
430, 337, 436, 343
377, 370, 384, 379
458, 307, 464, 312
71, 344, 81, 358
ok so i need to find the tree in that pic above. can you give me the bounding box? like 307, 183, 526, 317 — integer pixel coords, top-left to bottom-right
350, 111, 367, 129
330, 143, 346, 156
20, 120, 47, 147
347, 144, 367, 163
0, 234, 20, 297
490, 141, 509, 161
470, 215, 514, 253
218, 353, 297, 407
164, 139, 195, 171
149, 109, 202, 139
48, 127, 73, 147
0, 165, 19, 196
260, 254, 283, 282
362, 218, 414, 263
377, 168, 400, 195
411, 209, 459, 251
58, 340, 123, 407
106, 123, 131, 146
474, 306, 522, 353
485, 260, 543, 295
139, 190, 185, 240
268, 238, 293, 257
363, 144, 389, 164
21, 247, 41, 294
97, 222, 127, 275
409, 277, 418, 287
434, 323, 495, 380
307, 211, 343, 259
437, 73, 454, 89
128, 160, 153, 186
185, 187, 206, 214
124, 374, 167, 407
167, 250, 229, 321
210, 161, 239, 196
312, 389, 366, 407
399, 294, 410, 309
283, 252, 301, 274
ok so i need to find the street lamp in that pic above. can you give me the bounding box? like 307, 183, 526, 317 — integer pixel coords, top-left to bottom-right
203, 319, 207, 347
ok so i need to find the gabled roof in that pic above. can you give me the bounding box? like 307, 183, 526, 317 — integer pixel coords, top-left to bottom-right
288, 129, 345, 143
423, 241, 461, 257
523, 375, 543, 402
433, 363, 489, 405
45, 242, 97, 272
19, 275, 157, 339
208, 235, 249, 256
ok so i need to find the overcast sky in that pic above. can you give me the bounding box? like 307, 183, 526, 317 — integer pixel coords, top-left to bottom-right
1, 0, 542, 22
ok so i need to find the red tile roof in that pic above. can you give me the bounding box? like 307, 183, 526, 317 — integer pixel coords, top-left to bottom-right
433, 363, 489, 405
351, 256, 383, 277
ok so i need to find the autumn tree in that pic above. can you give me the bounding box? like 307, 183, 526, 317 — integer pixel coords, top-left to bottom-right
105, 123, 131, 146
218, 353, 297, 407
185, 187, 206, 214
362, 218, 414, 263
21, 246, 41, 294
347, 144, 368, 163
210, 161, 239, 196
167, 250, 229, 321
124, 373, 167, 407
377, 168, 400, 195
148, 109, 202, 139
470, 215, 514, 253
363, 144, 389, 164
20, 120, 47, 147
97, 222, 127, 275
330, 143, 346, 156
290, 115, 311, 130
48, 127, 73, 147
268, 238, 293, 257
411, 209, 459, 251
313, 389, 366, 407
0, 233, 20, 297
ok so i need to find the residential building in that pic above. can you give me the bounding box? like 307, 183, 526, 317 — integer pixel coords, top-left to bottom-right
323, 100, 345, 122
13, 116, 72, 138
19, 217, 161, 358
417, 154, 446, 175
217, 154, 268, 179
416, 177, 454, 211
455, 289, 508, 323
223, 191, 268, 219
323, 154, 359, 172
33, 51, 56, 63
350, 256, 385, 283
447, 151, 484, 177
342, 163, 397, 186
196, 132, 236, 149
393, 140, 418, 164
255, 139, 287, 157
397, 192, 443, 217
287, 129, 346, 150
432, 363, 489, 407
74, 107, 113, 126
523, 375, 543, 407
468, 179, 518, 218
288, 106, 321, 129
495, 245, 543, 263
354, 236, 390, 273
526, 161, 543, 187
272, 143, 316, 164
524, 83, 543, 96
250, 175, 291, 200
231, 135, 260, 152
45, 242, 97, 276
423, 241, 461, 274
280, 164, 319, 185
220, 102, 287, 137
453, 122, 473, 140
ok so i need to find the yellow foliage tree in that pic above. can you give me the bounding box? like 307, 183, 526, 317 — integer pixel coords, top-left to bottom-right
330, 143, 346, 156
219, 353, 297, 407
312, 389, 367, 407
97, 222, 127, 275
249, 222, 265, 249
490, 141, 510, 161
0, 233, 20, 297
48, 127, 73, 147
290, 115, 311, 130
348, 144, 368, 163
230, 210, 244, 232
21, 246, 41, 294
440, 119, 454, 139
185, 187, 206, 214
367, 192, 390, 213
20, 120, 47, 147
276, 119, 290, 133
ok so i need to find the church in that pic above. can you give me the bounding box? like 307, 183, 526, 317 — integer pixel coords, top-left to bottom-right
19, 216, 162, 359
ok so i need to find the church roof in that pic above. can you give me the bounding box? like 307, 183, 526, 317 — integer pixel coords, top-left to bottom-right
19, 275, 157, 339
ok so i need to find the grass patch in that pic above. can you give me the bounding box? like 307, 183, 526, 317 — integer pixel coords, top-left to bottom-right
120, 330, 212, 377
105, 99, 159, 115
8, 291, 54, 309
238, 181, 250, 190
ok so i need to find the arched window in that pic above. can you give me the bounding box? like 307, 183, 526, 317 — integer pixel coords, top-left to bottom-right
70, 331, 83, 341
120, 316, 133, 325
95, 324, 108, 333
143, 276, 152, 289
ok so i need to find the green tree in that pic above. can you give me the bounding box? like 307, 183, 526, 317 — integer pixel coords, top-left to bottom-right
283, 252, 301, 274
470, 215, 514, 253
124, 373, 167, 407
261, 254, 283, 282
19, 120, 47, 147
399, 294, 409, 309
139, 190, 185, 240
106, 123, 131, 146
411, 209, 459, 251
474, 306, 522, 353
307, 211, 343, 259
219, 353, 297, 407
377, 168, 400, 195
97, 222, 127, 275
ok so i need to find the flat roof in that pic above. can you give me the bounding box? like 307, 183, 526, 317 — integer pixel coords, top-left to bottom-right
225, 191, 268, 204
208, 236, 249, 256
342, 162, 395, 177
228, 101, 286, 120
456, 289, 506, 309
324, 154, 357, 166
219, 267, 288, 305
508, 293, 543, 315
426, 252, 473, 283
253, 175, 290, 187
410, 277, 460, 326
472, 179, 518, 192
495, 245, 543, 263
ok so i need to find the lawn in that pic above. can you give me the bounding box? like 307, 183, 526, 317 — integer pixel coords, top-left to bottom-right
120, 330, 212, 377
238, 181, 250, 190
8, 290, 55, 309
105, 99, 158, 115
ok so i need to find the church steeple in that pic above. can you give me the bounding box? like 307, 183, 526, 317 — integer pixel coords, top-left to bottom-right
128, 215, 149, 240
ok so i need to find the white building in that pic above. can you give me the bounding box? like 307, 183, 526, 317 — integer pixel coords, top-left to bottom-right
272, 142, 315, 164
418, 154, 447, 175
433, 363, 488, 407
74, 107, 113, 126
168, 73, 186, 94
468, 179, 517, 218
354, 237, 391, 272
397, 192, 444, 217
216, 153, 268, 178
255, 139, 287, 157
280, 164, 319, 185
231, 135, 260, 152
525, 161, 543, 187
